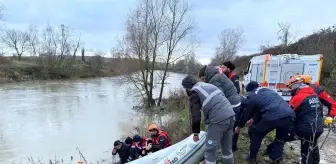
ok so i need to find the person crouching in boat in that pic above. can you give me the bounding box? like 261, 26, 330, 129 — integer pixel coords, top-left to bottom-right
129, 135, 149, 160
181, 75, 236, 164
112, 140, 131, 164
147, 123, 172, 152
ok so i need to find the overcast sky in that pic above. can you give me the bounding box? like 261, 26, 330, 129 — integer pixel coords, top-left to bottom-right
1, 0, 335, 64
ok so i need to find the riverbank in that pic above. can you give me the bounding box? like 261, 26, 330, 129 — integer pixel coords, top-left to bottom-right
148, 90, 300, 163
0, 56, 140, 83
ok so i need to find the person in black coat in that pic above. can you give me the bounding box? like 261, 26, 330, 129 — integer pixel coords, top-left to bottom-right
241, 81, 296, 163
112, 140, 131, 164
232, 95, 258, 151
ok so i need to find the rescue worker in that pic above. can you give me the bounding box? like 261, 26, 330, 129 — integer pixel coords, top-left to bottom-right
243, 81, 296, 163
231, 95, 252, 151
199, 65, 241, 152
147, 123, 171, 152
129, 135, 148, 160
221, 61, 240, 94
182, 75, 236, 164
125, 136, 133, 145
287, 75, 324, 164
300, 74, 336, 118
234, 94, 259, 143
112, 140, 131, 164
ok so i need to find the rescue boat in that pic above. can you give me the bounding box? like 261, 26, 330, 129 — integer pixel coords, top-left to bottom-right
128, 131, 206, 164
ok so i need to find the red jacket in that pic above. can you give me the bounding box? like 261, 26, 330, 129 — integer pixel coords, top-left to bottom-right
289, 86, 324, 133
151, 130, 172, 148
131, 137, 147, 150
227, 72, 236, 80
311, 85, 336, 117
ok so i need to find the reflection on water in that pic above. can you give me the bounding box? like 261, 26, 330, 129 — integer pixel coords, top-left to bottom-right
0, 71, 185, 163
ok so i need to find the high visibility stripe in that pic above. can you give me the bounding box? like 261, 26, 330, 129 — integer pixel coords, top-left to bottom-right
202, 90, 222, 109
222, 153, 233, 159
204, 160, 216, 164
231, 102, 241, 108
193, 86, 222, 110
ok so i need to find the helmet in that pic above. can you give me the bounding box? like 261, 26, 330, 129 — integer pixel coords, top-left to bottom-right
286, 75, 305, 88
148, 123, 158, 132
300, 75, 312, 84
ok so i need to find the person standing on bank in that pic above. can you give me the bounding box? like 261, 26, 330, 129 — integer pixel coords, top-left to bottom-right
220, 61, 240, 94
242, 81, 295, 164
199, 65, 241, 151
182, 75, 236, 164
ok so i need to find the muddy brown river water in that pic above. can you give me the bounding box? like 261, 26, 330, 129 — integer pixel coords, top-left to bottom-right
0, 72, 186, 163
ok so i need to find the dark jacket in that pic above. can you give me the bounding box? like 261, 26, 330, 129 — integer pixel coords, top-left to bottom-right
237, 95, 260, 128
129, 138, 148, 160
227, 72, 240, 94
204, 66, 241, 107
311, 85, 336, 117
112, 143, 130, 164
289, 86, 324, 134
188, 82, 235, 134
246, 87, 295, 121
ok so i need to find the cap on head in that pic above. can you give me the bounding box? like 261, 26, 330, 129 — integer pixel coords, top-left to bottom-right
222, 61, 235, 71
132, 135, 142, 142
148, 123, 159, 132
181, 75, 198, 89
245, 81, 260, 92
114, 140, 121, 147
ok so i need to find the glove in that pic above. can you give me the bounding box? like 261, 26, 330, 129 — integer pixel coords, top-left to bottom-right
146, 143, 152, 150
324, 117, 333, 126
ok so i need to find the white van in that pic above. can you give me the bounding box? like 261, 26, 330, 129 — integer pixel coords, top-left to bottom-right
243, 54, 324, 101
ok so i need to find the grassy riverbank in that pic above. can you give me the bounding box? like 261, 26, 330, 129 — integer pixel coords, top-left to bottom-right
156, 90, 300, 164
0, 56, 140, 83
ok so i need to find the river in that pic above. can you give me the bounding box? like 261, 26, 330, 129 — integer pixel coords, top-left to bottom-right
0, 71, 186, 163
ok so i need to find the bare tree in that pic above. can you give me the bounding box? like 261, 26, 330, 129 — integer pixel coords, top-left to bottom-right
210, 27, 244, 65
121, 0, 164, 107
157, 0, 194, 106
120, 0, 194, 108
38, 24, 81, 66
40, 24, 58, 65
1, 28, 30, 60
277, 22, 296, 47
59, 24, 71, 60
27, 24, 40, 56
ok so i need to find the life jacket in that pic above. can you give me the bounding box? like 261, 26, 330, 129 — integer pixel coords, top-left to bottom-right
227, 72, 236, 80
151, 130, 172, 148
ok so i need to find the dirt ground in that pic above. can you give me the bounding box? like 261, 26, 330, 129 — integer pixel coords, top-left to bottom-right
286, 128, 336, 164
319, 129, 336, 164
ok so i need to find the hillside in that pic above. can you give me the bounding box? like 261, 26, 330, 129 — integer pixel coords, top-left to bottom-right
232, 26, 336, 94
